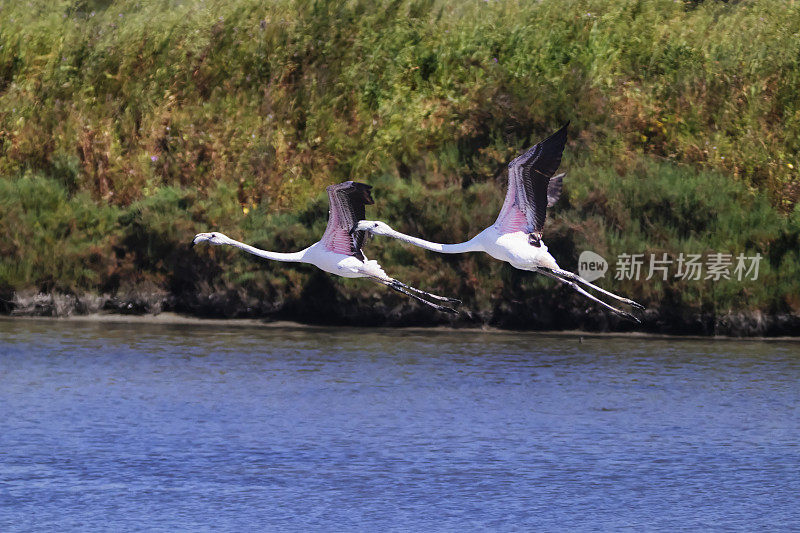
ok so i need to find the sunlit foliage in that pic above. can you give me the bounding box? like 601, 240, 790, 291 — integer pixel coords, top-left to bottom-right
1, 0, 798, 328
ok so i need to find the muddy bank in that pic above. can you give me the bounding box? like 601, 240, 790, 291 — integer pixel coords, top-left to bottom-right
3, 290, 799, 338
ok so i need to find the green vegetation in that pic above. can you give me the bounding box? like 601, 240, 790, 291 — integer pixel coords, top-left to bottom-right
1, 0, 799, 333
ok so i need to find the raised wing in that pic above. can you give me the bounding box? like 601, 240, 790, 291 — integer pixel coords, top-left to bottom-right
321, 181, 374, 260
494, 123, 568, 236
547, 172, 566, 208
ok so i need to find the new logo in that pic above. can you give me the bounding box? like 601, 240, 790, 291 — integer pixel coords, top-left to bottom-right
578, 251, 608, 282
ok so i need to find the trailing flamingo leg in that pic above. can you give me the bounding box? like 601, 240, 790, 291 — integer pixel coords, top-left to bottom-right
535, 269, 641, 323
391, 279, 461, 304
548, 268, 645, 310
370, 277, 458, 314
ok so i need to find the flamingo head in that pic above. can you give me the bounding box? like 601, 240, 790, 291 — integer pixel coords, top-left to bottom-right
191, 232, 231, 248
356, 220, 393, 236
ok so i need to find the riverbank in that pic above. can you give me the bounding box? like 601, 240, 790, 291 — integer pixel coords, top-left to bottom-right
4, 291, 799, 338
6, 312, 800, 343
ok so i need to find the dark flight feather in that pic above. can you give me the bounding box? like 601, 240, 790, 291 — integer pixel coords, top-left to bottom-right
322, 181, 374, 260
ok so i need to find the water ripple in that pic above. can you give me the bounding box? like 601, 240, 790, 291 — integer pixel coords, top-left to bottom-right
1, 320, 799, 530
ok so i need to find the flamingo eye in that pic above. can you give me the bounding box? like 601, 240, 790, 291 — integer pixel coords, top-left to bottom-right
528, 235, 541, 247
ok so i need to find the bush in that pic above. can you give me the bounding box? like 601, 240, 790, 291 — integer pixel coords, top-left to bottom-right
1, 0, 798, 329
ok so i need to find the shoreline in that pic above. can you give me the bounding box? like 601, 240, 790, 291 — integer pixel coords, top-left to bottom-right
3, 312, 799, 343
4, 289, 799, 339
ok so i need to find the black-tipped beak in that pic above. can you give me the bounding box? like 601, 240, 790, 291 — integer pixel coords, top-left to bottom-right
189, 240, 195, 249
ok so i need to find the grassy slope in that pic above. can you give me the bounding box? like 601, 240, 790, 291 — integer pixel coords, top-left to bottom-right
1, 0, 799, 332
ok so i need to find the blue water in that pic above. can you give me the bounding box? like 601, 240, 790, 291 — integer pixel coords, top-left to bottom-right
0, 319, 798, 531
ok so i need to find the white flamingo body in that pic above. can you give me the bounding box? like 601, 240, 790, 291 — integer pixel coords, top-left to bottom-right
395, 226, 560, 271
192, 181, 459, 313
212, 239, 386, 279
484, 229, 559, 271
358, 124, 644, 321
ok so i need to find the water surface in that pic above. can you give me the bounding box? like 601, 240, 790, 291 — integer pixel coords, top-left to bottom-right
1, 319, 798, 530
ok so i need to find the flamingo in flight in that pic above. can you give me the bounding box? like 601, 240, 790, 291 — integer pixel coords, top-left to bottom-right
192, 181, 460, 313
357, 124, 644, 321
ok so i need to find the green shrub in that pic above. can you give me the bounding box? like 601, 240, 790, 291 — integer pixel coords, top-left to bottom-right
1, 0, 799, 326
